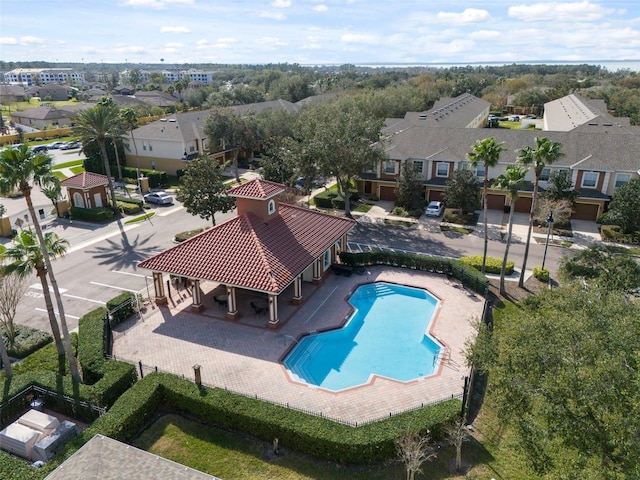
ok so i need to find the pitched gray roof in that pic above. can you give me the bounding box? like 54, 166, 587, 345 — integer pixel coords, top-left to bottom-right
382, 124, 640, 173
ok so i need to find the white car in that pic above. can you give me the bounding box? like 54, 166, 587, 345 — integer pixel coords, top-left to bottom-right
425, 201, 445, 217
144, 191, 174, 205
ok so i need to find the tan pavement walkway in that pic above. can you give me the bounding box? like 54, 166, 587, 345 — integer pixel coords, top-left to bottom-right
112, 266, 484, 426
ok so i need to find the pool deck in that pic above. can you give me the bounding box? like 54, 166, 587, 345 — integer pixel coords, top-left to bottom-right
112, 266, 485, 426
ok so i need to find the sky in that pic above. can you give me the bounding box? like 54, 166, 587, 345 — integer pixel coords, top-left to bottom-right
1, 0, 640, 66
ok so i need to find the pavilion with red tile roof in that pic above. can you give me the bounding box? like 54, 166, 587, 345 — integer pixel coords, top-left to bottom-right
61, 172, 110, 210
139, 179, 356, 326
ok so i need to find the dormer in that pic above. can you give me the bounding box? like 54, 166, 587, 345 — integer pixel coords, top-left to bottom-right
226, 179, 286, 221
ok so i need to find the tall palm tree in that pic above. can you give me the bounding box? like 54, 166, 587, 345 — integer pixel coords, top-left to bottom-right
467, 137, 506, 274
0, 145, 82, 382
120, 107, 141, 191
493, 165, 528, 295
0, 272, 13, 378
74, 97, 125, 215
516, 137, 564, 287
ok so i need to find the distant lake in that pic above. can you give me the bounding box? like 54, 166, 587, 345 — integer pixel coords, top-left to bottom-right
309, 60, 640, 73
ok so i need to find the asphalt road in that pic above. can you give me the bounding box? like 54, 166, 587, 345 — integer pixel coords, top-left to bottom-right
10, 203, 568, 335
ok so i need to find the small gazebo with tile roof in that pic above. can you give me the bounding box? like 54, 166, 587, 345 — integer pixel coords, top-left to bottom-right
138, 179, 356, 326
61, 172, 110, 210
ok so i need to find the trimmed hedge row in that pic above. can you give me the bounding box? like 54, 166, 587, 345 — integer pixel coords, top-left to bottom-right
106, 292, 136, 327
121, 167, 167, 188
69, 206, 114, 222
314, 190, 360, 209
4, 325, 52, 359
75, 372, 460, 465
339, 250, 489, 296
459, 255, 514, 275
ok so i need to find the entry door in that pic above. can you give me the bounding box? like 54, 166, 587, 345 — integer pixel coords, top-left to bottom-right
94, 193, 103, 208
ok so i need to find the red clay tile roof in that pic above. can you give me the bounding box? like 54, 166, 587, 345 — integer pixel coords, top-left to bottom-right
227, 179, 285, 199
138, 204, 355, 293
61, 172, 109, 189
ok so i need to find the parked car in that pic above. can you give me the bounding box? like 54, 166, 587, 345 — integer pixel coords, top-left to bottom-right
144, 191, 174, 205
60, 140, 81, 150
425, 201, 445, 217
47, 141, 65, 149
32, 145, 48, 153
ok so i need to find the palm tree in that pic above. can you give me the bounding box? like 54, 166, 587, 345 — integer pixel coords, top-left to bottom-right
467, 137, 506, 274
0, 145, 82, 382
41, 177, 62, 218
0, 271, 13, 378
74, 97, 125, 215
120, 108, 142, 191
516, 137, 564, 287
493, 165, 528, 295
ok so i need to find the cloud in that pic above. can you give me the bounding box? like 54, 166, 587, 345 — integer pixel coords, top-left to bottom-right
259, 11, 286, 20
254, 37, 288, 46
469, 30, 502, 40
19, 36, 48, 46
114, 45, 148, 54
0, 37, 18, 45
272, 0, 291, 7
165, 42, 185, 48
341, 33, 378, 45
120, 0, 193, 8
436, 8, 491, 25
160, 26, 191, 33
509, 1, 614, 22
313, 5, 328, 12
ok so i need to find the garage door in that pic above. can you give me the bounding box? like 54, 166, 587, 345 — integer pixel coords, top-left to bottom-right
428, 190, 446, 203
572, 203, 600, 221
486, 193, 505, 210
379, 185, 396, 201
514, 197, 532, 213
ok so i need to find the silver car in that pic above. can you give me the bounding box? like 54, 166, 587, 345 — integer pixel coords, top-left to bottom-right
144, 191, 174, 205
425, 201, 444, 217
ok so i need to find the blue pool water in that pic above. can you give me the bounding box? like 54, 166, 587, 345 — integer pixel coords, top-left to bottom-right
283, 282, 441, 391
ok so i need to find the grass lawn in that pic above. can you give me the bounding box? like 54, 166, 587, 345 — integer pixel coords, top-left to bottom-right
52, 171, 66, 179
69, 165, 85, 174
53, 159, 84, 170
353, 203, 373, 213
133, 411, 535, 480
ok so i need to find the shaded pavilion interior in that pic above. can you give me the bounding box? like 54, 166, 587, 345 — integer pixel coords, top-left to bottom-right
139, 179, 356, 327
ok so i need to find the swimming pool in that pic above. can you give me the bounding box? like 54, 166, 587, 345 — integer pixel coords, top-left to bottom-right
283, 282, 442, 391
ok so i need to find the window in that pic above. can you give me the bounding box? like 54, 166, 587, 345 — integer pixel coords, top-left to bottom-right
412, 160, 424, 174
582, 172, 598, 188
267, 199, 275, 215
142, 142, 147, 151
436, 162, 449, 177
148, 143, 153, 151
615, 173, 631, 188
383, 161, 397, 175
475, 164, 486, 178
539, 168, 551, 181
323, 249, 331, 270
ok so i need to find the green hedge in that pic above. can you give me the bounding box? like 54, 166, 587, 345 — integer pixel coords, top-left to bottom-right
106, 292, 136, 327
121, 167, 167, 188
314, 190, 359, 209
600, 224, 640, 244
70, 206, 114, 222
3, 325, 52, 359
459, 255, 514, 275
339, 250, 489, 296
533, 266, 550, 282
116, 200, 142, 215
74, 372, 460, 465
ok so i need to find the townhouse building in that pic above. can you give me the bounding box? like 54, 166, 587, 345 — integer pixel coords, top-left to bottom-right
357, 93, 639, 221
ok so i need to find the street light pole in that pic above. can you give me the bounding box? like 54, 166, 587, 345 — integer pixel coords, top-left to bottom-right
542, 212, 554, 271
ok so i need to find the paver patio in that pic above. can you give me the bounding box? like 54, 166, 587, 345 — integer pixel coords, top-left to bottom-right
112, 266, 485, 425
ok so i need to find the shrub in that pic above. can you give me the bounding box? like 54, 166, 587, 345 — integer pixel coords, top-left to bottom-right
175, 228, 205, 242
3, 325, 52, 359
600, 224, 639, 244
70, 206, 114, 222
106, 292, 136, 327
443, 208, 476, 225
115, 196, 143, 208
459, 255, 514, 275
368, 194, 379, 201
392, 206, 408, 216
533, 266, 550, 282
116, 200, 142, 215
339, 251, 489, 296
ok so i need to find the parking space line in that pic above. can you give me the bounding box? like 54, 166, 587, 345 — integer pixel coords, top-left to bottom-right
35, 308, 80, 320
90, 281, 139, 293
112, 270, 152, 279
157, 206, 183, 217
63, 294, 106, 305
